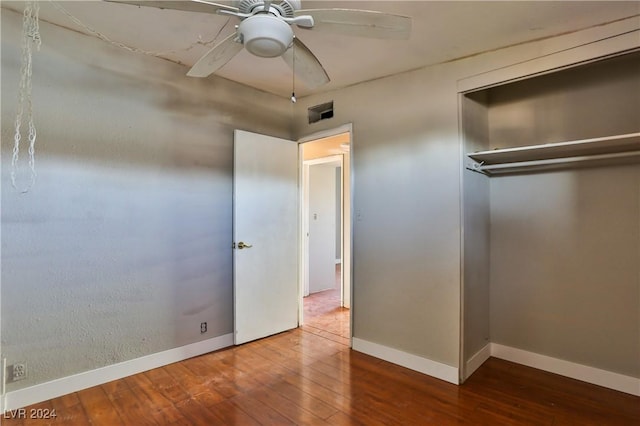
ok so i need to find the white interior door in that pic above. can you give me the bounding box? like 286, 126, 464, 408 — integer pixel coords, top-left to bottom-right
234, 130, 299, 345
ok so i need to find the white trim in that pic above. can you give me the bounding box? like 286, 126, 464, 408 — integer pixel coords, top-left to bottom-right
298, 142, 307, 321
458, 18, 640, 93
297, 123, 353, 144
303, 155, 342, 167
4, 334, 233, 411
352, 338, 459, 385
490, 343, 640, 396
298, 122, 354, 329
464, 344, 491, 381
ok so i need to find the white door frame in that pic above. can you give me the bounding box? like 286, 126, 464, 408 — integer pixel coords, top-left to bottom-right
298, 124, 353, 344
303, 155, 343, 299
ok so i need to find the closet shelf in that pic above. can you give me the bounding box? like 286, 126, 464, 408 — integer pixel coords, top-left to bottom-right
467, 132, 640, 175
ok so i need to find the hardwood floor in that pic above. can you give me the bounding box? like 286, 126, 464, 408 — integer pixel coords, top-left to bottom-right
5, 277, 639, 425
301, 264, 350, 346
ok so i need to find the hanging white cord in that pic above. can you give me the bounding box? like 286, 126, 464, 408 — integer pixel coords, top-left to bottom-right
49, 1, 176, 57
9, 1, 231, 193
11, 1, 41, 193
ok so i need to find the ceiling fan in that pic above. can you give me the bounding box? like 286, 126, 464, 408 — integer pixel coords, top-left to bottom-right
105, 0, 411, 89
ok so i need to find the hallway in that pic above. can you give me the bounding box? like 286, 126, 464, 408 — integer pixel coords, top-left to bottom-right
302, 265, 350, 346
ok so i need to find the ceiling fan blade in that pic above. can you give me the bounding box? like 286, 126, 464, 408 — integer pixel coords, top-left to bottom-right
103, 0, 238, 14
295, 9, 411, 40
282, 37, 330, 89
187, 32, 243, 77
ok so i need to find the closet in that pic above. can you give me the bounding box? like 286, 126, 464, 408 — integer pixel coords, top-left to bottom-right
461, 51, 640, 390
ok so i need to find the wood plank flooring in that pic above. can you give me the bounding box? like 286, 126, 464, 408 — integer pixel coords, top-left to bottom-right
301, 265, 350, 346
4, 279, 639, 425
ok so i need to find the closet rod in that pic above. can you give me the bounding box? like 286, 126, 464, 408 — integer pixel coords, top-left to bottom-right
469, 150, 640, 175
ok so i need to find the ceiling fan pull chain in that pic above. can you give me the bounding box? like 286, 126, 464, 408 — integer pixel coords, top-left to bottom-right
291, 37, 296, 103
11, 0, 41, 193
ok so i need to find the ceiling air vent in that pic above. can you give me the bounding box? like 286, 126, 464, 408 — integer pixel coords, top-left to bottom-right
308, 101, 334, 124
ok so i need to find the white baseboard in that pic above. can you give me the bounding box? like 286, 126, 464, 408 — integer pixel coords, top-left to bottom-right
4, 333, 233, 411
490, 343, 640, 396
7, 335, 636, 411
352, 338, 459, 385
464, 343, 491, 380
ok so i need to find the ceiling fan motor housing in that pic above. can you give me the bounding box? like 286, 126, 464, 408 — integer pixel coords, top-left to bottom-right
235, 0, 301, 17
238, 14, 294, 57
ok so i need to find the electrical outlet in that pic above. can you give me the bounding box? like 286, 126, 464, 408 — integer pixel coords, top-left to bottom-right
10, 362, 26, 382
200, 322, 207, 334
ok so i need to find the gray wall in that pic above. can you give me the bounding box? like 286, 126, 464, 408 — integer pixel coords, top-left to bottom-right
487, 52, 640, 147
293, 64, 464, 367
490, 165, 639, 377
292, 29, 639, 374
1, 7, 291, 391
461, 92, 491, 374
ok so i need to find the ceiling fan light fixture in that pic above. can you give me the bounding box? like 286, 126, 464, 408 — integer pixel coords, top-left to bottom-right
239, 14, 293, 58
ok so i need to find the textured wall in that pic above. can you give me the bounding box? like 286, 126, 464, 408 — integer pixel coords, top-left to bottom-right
1, 7, 291, 391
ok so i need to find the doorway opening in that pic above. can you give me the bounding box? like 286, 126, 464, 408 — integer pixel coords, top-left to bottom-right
299, 130, 351, 345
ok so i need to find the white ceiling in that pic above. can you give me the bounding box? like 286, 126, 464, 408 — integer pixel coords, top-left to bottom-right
4, 1, 640, 98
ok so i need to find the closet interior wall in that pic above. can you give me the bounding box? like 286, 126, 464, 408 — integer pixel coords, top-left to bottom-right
461, 91, 491, 380
462, 51, 640, 380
